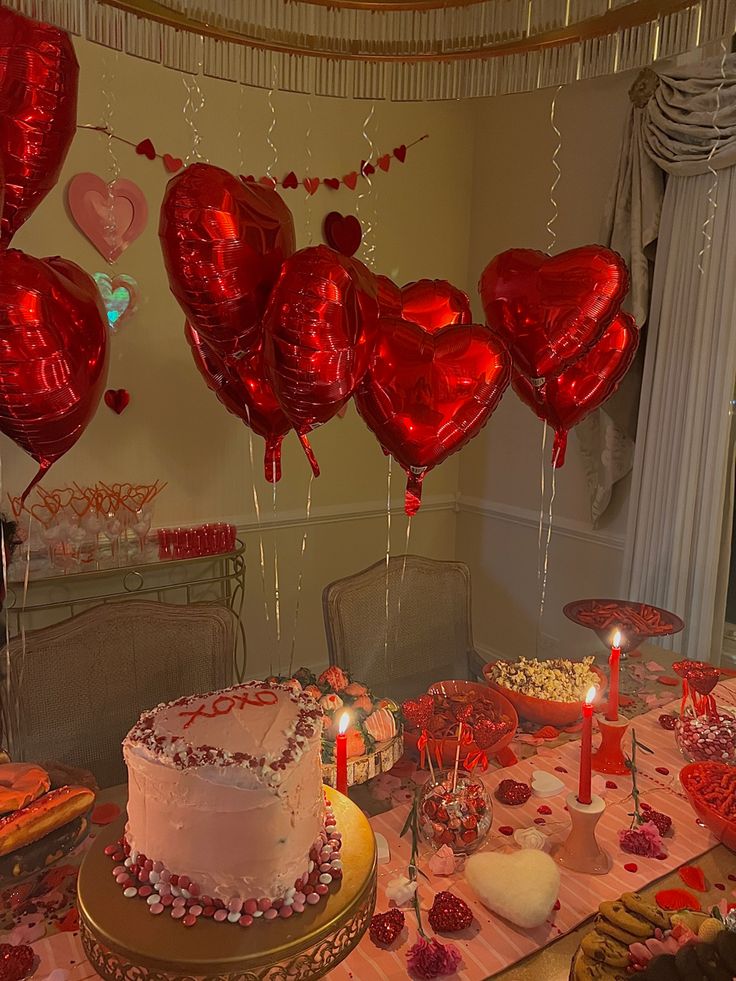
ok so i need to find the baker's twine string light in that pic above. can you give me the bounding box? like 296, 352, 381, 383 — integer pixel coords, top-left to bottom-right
547, 84, 563, 256
697, 38, 727, 275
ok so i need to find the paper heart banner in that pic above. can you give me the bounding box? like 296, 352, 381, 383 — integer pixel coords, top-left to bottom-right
67, 173, 148, 263
376, 275, 472, 332
355, 319, 511, 515
479, 246, 629, 383
93, 273, 139, 331
323, 212, 362, 257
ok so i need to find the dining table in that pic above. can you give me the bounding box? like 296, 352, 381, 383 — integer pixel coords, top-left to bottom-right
5, 645, 735, 981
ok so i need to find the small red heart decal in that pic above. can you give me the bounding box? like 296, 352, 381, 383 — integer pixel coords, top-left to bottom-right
342, 171, 358, 190
624, 863, 638, 873
377, 154, 391, 172
258, 176, 277, 188
360, 160, 375, 176
162, 153, 183, 173
303, 177, 320, 195
282, 171, 299, 189
324, 177, 341, 190
135, 138, 156, 160
104, 388, 130, 414
393, 144, 407, 163
323, 211, 362, 257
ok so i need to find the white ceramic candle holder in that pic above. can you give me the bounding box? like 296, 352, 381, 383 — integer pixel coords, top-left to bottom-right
552, 792, 611, 875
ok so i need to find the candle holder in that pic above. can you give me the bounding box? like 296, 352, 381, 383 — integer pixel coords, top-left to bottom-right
552, 792, 611, 875
592, 715, 630, 775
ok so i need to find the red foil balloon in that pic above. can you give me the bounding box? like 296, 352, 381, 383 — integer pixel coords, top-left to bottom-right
513, 312, 639, 467
0, 7, 79, 246
356, 320, 511, 514
160, 163, 296, 356
185, 323, 290, 482
376, 275, 471, 332
264, 245, 378, 468
0, 250, 109, 498
479, 246, 629, 382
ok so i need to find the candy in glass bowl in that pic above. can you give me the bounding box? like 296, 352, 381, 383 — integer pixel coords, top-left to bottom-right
483, 656, 606, 726
672, 659, 736, 766
563, 597, 684, 654
418, 770, 493, 855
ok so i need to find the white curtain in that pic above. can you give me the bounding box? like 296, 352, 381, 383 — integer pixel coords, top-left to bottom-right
620, 55, 736, 663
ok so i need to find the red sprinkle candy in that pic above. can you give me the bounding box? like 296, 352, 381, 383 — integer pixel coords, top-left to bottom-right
658, 714, 677, 730
605, 781, 618, 790
655, 767, 670, 776
624, 863, 638, 873
537, 805, 552, 815
498, 826, 514, 836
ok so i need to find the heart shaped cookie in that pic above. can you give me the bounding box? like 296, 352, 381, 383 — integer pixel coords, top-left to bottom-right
465, 849, 560, 929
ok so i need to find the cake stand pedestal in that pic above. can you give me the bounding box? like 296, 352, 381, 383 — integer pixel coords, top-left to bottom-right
77, 788, 376, 981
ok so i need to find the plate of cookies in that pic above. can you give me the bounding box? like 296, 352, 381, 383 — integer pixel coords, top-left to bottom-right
570, 891, 736, 980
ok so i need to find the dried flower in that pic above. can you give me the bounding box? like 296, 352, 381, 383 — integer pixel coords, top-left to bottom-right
513, 826, 548, 851
618, 821, 667, 859
386, 875, 418, 906
406, 936, 461, 979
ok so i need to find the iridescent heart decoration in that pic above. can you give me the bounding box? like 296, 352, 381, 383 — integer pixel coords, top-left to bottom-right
92, 273, 139, 332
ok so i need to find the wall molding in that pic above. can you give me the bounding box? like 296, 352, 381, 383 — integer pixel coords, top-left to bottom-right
457, 494, 625, 550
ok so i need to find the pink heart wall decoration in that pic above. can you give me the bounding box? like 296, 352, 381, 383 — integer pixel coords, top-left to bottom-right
66, 173, 148, 263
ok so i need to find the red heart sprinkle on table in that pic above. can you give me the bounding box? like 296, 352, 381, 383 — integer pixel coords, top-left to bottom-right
537, 805, 552, 815
655, 767, 670, 776
714, 883, 725, 890
657, 676, 679, 686
655, 888, 701, 911
135, 138, 155, 159
624, 863, 638, 873
533, 818, 546, 825
553, 900, 560, 911
605, 781, 618, 789
679, 865, 706, 891
498, 826, 514, 837
728, 874, 736, 881
658, 714, 678, 730
555, 766, 568, 774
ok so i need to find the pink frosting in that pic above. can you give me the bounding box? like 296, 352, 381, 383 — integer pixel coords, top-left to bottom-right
124, 682, 324, 901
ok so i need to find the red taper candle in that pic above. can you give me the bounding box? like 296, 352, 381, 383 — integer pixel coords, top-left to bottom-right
606, 630, 622, 722
578, 686, 597, 805
336, 711, 349, 796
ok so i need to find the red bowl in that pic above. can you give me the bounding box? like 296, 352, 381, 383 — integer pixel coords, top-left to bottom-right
403, 680, 518, 767
482, 660, 607, 726
680, 761, 736, 852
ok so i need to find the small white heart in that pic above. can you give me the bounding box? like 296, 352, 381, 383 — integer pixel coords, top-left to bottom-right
465, 849, 560, 928
531, 770, 565, 798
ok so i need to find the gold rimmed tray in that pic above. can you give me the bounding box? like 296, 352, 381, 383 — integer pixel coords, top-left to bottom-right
77, 787, 376, 981
322, 730, 404, 788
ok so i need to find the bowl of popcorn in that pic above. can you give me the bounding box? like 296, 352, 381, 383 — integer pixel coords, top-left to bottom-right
483, 656, 606, 725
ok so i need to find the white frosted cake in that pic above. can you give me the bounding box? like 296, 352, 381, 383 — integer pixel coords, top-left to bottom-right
113, 682, 342, 927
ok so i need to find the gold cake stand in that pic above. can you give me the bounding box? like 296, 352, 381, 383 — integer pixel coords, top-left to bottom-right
77, 787, 376, 981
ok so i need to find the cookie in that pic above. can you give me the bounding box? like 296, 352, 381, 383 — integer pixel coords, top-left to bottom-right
598, 900, 653, 939
715, 930, 736, 973
620, 891, 670, 930
572, 952, 629, 981
580, 931, 630, 968
594, 914, 642, 947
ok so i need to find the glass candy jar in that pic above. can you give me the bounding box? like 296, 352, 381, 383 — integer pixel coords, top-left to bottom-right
675, 710, 736, 765
419, 771, 492, 855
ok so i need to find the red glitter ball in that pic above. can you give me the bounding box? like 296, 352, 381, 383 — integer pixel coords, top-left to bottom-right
428, 891, 473, 933
0, 945, 34, 981
605, 781, 618, 790
537, 805, 552, 815
495, 779, 531, 806
658, 714, 677, 730
369, 909, 404, 946
624, 863, 638, 873
498, 826, 514, 836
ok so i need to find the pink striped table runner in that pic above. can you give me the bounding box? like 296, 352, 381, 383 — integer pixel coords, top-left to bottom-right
30, 680, 734, 981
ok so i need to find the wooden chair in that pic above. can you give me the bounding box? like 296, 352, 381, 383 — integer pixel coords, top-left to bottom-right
323, 554, 484, 701
1, 600, 236, 788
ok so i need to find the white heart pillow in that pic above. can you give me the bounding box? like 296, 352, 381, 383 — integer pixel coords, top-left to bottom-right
465, 849, 560, 929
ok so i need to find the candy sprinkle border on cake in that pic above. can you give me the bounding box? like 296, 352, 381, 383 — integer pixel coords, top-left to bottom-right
126, 682, 323, 791
104, 797, 343, 928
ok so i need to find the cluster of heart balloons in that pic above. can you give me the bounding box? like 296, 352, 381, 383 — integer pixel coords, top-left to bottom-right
160, 162, 512, 513
479, 247, 640, 467
0, 8, 109, 500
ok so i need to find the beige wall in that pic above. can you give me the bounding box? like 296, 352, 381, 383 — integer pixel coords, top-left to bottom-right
459, 71, 636, 661
5, 39, 472, 677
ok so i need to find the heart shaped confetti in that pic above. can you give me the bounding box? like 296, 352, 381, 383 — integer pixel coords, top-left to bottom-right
495, 779, 531, 806
377, 154, 391, 172
104, 388, 130, 415
394, 144, 407, 162
531, 770, 565, 798
303, 177, 320, 195
624, 863, 638, 873
283, 171, 299, 189
343, 171, 358, 190
135, 138, 155, 160
162, 153, 183, 173
324, 177, 341, 190
369, 909, 404, 946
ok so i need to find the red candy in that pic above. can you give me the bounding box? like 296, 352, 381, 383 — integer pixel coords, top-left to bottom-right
498, 826, 514, 836
679, 865, 707, 892
654, 888, 701, 911
605, 781, 618, 790
495, 779, 531, 806
655, 767, 670, 776
624, 863, 638, 873
369, 908, 405, 946
537, 805, 552, 815
676, 714, 736, 765
428, 891, 473, 933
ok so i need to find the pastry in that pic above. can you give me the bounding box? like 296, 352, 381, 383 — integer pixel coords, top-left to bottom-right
572, 952, 629, 981
0, 785, 94, 856
0, 764, 50, 814
580, 931, 630, 968
594, 915, 641, 947
620, 891, 670, 930
598, 900, 653, 938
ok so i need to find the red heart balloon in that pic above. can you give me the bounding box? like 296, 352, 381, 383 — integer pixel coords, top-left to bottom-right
0, 250, 109, 498
264, 246, 378, 471
376, 276, 472, 332
512, 311, 639, 466
479, 246, 629, 382
0, 8, 78, 245
323, 212, 362, 258
185, 323, 291, 482
355, 320, 511, 514
159, 162, 296, 356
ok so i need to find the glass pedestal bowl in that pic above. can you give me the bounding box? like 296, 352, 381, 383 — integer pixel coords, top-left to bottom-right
563, 598, 684, 655
418, 771, 492, 855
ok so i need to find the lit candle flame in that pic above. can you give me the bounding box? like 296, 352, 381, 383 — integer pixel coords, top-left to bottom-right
613, 630, 621, 648
585, 685, 597, 705
338, 711, 350, 735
